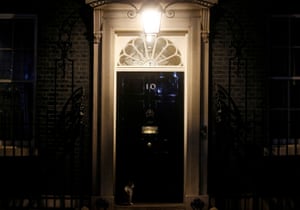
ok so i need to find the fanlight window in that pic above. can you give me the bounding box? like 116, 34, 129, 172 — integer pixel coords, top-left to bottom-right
118, 36, 182, 66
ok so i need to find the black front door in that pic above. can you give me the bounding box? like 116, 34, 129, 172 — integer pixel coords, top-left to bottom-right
115, 71, 184, 204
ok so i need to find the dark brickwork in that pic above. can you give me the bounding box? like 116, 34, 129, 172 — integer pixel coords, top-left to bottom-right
34, 0, 92, 194
210, 0, 268, 145
209, 0, 270, 194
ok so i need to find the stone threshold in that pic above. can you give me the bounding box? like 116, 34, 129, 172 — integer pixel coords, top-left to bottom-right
114, 203, 186, 210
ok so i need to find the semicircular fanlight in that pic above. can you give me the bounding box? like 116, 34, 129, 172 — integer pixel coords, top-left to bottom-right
118, 36, 182, 67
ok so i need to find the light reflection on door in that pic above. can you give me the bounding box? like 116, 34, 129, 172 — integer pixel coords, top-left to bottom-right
116, 72, 184, 204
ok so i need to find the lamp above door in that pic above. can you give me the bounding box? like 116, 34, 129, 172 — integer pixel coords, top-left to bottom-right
86, 0, 218, 41
140, 0, 162, 42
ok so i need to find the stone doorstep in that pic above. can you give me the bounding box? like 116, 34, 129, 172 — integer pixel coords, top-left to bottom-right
114, 203, 186, 210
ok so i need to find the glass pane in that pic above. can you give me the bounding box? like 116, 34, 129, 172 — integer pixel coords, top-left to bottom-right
0, 20, 12, 48
270, 17, 289, 46
13, 49, 34, 80
270, 110, 288, 139
292, 48, 300, 76
270, 80, 288, 108
14, 19, 35, 49
0, 84, 13, 141
290, 110, 300, 138
0, 83, 33, 143
14, 83, 34, 143
0, 50, 13, 79
0, 16, 35, 156
291, 17, 300, 46
118, 37, 182, 66
270, 48, 289, 76
290, 80, 300, 108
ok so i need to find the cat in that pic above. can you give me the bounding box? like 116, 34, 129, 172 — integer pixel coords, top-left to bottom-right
124, 181, 134, 205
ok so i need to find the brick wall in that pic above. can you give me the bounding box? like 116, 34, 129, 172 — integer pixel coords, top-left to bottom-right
209, 0, 269, 193
34, 0, 92, 193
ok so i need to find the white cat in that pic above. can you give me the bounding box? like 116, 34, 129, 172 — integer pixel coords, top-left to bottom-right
124, 181, 134, 205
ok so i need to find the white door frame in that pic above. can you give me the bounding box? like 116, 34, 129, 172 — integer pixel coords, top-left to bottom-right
86, 1, 217, 209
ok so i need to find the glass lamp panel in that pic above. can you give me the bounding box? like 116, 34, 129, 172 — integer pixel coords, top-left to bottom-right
141, 9, 161, 34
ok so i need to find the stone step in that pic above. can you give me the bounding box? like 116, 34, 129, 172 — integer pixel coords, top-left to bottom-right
114, 203, 186, 210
